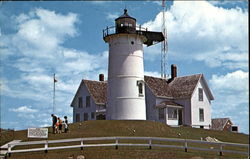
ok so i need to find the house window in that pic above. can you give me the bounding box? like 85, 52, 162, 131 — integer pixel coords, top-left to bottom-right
91, 112, 95, 119
231, 126, 238, 132
199, 88, 203, 101
199, 108, 204, 122
137, 81, 144, 97
159, 108, 165, 120
76, 113, 80, 122
84, 113, 88, 121
168, 108, 177, 120
78, 97, 83, 108
86, 96, 90, 107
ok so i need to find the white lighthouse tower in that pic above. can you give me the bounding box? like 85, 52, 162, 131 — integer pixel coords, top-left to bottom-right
103, 9, 164, 120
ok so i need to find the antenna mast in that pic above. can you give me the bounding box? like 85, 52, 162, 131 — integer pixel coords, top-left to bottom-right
161, 0, 168, 78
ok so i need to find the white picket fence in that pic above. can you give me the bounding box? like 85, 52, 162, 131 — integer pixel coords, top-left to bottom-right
6, 136, 249, 157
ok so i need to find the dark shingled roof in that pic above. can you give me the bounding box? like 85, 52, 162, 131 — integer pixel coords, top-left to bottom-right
83, 80, 107, 105
169, 74, 202, 98
211, 118, 231, 131
74, 74, 209, 105
145, 74, 202, 99
144, 76, 173, 98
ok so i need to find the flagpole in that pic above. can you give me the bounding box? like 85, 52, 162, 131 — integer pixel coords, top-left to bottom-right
53, 73, 55, 114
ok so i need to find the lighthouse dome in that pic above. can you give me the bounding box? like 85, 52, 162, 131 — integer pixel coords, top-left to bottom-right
115, 9, 136, 34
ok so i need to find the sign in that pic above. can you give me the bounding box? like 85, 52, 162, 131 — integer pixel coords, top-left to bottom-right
28, 128, 48, 138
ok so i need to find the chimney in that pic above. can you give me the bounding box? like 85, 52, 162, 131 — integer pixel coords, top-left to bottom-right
171, 64, 177, 79
99, 74, 104, 81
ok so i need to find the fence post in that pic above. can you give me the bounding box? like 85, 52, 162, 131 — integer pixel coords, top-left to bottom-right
149, 139, 152, 150
8, 144, 11, 157
81, 139, 83, 150
115, 138, 118, 150
219, 144, 223, 156
44, 140, 48, 153
184, 140, 188, 152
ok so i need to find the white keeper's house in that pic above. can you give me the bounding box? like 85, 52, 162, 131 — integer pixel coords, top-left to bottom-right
70, 9, 214, 129
71, 65, 214, 129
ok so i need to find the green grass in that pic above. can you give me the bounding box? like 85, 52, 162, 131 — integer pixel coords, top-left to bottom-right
1, 120, 249, 159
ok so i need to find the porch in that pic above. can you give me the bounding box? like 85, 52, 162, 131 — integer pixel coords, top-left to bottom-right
156, 101, 183, 126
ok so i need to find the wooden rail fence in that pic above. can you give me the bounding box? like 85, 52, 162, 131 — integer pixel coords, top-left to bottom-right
6, 136, 249, 157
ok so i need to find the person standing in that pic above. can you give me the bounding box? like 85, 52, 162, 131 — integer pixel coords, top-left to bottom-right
55, 120, 59, 134
64, 116, 69, 133
51, 114, 57, 134
58, 117, 63, 134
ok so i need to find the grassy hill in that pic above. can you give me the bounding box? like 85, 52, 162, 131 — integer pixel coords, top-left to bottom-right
1, 120, 249, 159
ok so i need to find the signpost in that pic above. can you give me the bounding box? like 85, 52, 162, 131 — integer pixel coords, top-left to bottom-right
28, 128, 48, 139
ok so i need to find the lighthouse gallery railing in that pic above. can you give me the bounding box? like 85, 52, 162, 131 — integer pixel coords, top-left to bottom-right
103, 26, 148, 38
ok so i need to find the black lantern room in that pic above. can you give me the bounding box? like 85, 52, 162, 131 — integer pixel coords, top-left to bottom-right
103, 9, 164, 46
115, 9, 136, 34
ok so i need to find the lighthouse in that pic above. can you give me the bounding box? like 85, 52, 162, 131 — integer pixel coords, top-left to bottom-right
103, 9, 164, 120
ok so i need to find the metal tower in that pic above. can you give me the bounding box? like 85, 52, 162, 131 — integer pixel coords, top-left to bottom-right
161, 0, 168, 78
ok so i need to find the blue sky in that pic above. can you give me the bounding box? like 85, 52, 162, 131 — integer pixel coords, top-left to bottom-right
0, 1, 248, 134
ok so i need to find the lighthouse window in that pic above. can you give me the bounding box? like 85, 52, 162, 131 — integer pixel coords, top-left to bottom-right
137, 81, 144, 96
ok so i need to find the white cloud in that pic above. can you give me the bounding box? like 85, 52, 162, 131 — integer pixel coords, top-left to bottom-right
9, 106, 38, 113
210, 70, 248, 92
209, 70, 249, 133
195, 46, 248, 70
1, 8, 108, 130
13, 58, 46, 73
142, 1, 248, 70
2, 8, 78, 61
1, 8, 107, 97
208, 0, 248, 8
